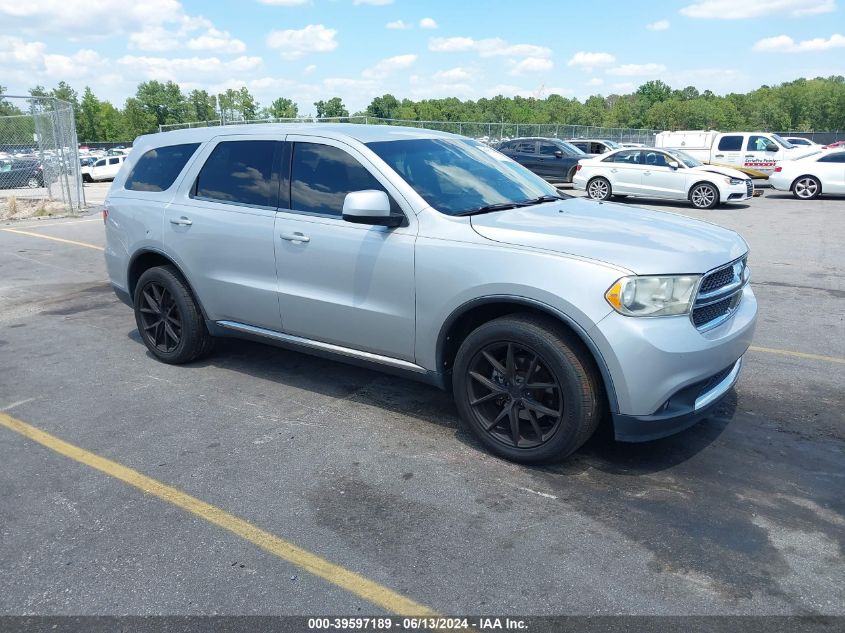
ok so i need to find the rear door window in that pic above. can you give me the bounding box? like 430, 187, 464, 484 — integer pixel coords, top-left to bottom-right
514, 141, 536, 154
125, 143, 200, 192
603, 150, 642, 164
194, 140, 280, 208
717, 136, 743, 151
818, 152, 845, 163
290, 142, 399, 217
108, 157, 120, 165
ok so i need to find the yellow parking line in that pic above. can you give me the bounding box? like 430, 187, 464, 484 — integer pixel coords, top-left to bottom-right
0, 412, 437, 616
6, 217, 102, 229
0, 228, 104, 251
749, 346, 845, 365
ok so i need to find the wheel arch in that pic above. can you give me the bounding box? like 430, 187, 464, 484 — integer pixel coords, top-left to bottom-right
127, 249, 210, 321
435, 296, 618, 413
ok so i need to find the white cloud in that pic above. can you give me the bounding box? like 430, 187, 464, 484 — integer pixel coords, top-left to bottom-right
606, 63, 667, 76
509, 57, 553, 75
353, 0, 393, 5
266, 24, 338, 60
117, 54, 262, 82
386, 19, 411, 29
680, 0, 835, 19
0, 0, 184, 34
419, 17, 438, 29
610, 82, 635, 93
362, 53, 417, 78
429, 36, 476, 52
187, 28, 246, 54
429, 37, 551, 58
567, 51, 616, 70
303, 64, 317, 74
647, 19, 670, 31
753, 33, 845, 52
432, 67, 472, 82
257, 0, 309, 4
588, 77, 604, 86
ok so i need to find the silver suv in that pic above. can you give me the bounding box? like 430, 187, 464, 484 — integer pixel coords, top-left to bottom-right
104, 125, 757, 463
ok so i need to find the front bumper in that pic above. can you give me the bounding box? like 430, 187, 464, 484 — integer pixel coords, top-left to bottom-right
589, 285, 757, 441
613, 357, 742, 441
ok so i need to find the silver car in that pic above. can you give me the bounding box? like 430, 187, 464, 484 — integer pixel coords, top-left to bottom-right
104, 125, 757, 463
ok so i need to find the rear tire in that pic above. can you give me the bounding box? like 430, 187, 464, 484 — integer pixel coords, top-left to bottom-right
133, 265, 215, 364
452, 314, 603, 464
689, 182, 719, 209
586, 177, 612, 201
792, 175, 821, 200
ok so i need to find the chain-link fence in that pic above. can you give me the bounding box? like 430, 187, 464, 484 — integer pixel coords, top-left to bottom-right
0, 96, 84, 219
160, 116, 659, 145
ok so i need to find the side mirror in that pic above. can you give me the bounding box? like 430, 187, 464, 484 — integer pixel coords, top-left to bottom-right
554, 150, 564, 158
765, 143, 778, 152
667, 160, 680, 169
342, 190, 402, 227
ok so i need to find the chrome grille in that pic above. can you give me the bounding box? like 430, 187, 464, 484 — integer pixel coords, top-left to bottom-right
746, 180, 753, 197
692, 257, 749, 331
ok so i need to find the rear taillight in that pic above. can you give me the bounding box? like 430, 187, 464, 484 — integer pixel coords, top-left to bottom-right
576, 164, 582, 171
774, 166, 782, 173
102, 208, 109, 223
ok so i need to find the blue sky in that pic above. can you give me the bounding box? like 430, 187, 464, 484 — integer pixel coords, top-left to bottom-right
1, 0, 843, 117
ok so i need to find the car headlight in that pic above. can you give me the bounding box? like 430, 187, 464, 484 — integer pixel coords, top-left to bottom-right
605, 275, 700, 317
726, 177, 743, 185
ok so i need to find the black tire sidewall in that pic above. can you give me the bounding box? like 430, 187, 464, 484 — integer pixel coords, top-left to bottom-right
133, 266, 206, 364
452, 317, 598, 463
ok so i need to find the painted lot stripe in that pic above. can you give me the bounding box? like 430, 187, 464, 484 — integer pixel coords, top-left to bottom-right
0, 228, 104, 251
749, 345, 845, 365
0, 411, 438, 616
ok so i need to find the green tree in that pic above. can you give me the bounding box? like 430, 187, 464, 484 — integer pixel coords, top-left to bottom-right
136, 80, 188, 128
78, 87, 101, 141
314, 97, 348, 118
366, 94, 399, 119
187, 89, 217, 122
267, 97, 298, 119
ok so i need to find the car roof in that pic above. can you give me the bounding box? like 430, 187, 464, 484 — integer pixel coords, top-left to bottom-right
134, 123, 463, 149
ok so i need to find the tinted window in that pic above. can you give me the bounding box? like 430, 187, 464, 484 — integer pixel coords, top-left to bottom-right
603, 150, 641, 164
291, 142, 399, 217
367, 138, 559, 216
125, 143, 199, 192
195, 140, 279, 207
514, 141, 536, 154
818, 152, 845, 163
570, 142, 588, 152
94, 159, 106, 167
747, 135, 773, 151
717, 136, 742, 151
643, 151, 672, 167
538, 143, 560, 156
108, 157, 120, 165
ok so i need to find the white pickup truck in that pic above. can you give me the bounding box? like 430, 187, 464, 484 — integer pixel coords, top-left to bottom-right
654, 130, 801, 178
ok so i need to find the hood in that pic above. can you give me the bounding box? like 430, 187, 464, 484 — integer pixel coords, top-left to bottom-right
692, 164, 748, 180
470, 197, 748, 275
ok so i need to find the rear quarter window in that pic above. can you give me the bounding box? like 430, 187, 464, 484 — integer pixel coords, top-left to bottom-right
717, 136, 743, 151
125, 143, 200, 192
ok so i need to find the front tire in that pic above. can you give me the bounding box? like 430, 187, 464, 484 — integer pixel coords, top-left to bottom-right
586, 177, 612, 201
792, 175, 821, 200
26, 177, 40, 189
452, 314, 603, 464
689, 182, 719, 209
133, 265, 214, 364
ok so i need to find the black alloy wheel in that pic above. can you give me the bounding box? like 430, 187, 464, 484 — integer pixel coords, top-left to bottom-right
138, 281, 182, 353
466, 341, 564, 449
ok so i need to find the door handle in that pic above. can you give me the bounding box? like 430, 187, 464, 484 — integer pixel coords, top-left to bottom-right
610, 168, 618, 173
170, 217, 192, 226
714, 154, 724, 158
643, 171, 651, 176
745, 155, 754, 158
280, 231, 310, 243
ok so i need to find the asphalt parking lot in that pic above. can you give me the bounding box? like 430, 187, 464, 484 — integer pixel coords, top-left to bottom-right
0, 189, 842, 617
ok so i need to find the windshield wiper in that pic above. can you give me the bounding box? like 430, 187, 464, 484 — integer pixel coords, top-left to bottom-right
455, 202, 528, 216
520, 194, 570, 205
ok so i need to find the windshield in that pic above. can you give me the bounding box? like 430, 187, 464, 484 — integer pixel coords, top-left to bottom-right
771, 134, 794, 149
367, 138, 560, 216
664, 148, 702, 168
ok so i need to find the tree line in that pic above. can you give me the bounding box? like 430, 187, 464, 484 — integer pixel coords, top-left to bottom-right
1, 75, 843, 143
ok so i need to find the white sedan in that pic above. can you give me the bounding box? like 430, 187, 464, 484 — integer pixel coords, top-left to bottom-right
769, 149, 845, 199
573, 147, 754, 209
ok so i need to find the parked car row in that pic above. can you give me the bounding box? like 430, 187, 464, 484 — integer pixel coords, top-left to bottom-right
0, 157, 46, 189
